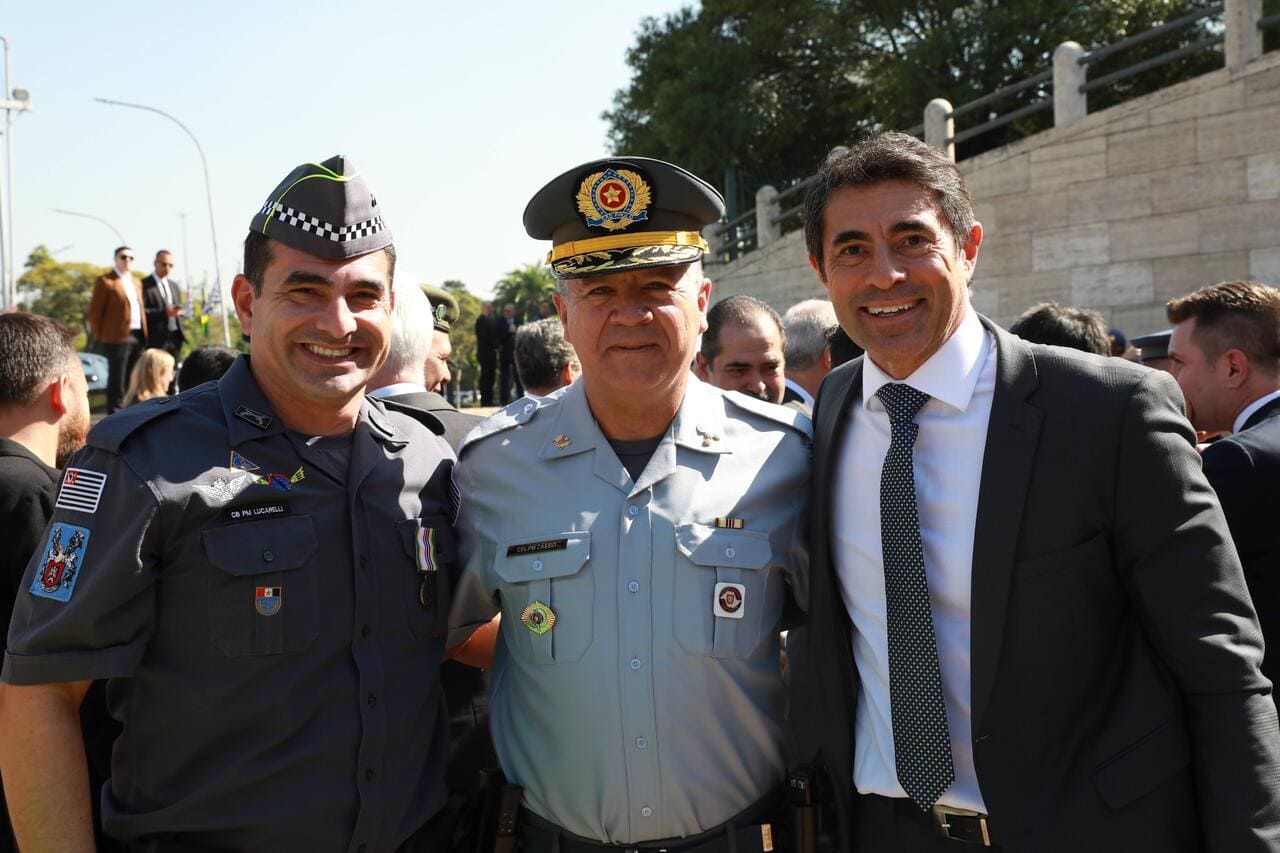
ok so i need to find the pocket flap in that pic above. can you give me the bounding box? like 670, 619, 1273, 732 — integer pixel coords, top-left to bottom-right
398, 516, 457, 566
1014, 532, 1109, 579
675, 523, 771, 570
1091, 718, 1191, 809
495, 533, 590, 583
203, 515, 317, 576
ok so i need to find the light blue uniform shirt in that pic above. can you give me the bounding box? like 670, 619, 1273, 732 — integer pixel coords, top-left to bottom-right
450, 377, 810, 844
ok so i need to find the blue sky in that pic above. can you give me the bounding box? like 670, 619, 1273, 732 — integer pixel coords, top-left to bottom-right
2, 1, 690, 300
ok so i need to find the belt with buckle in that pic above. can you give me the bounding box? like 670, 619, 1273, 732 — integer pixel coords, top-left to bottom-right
877, 795, 996, 846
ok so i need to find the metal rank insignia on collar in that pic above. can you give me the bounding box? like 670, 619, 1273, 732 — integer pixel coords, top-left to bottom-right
552, 434, 571, 450
521, 601, 556, 635
695, 424, 720, 447
576, 168, 652, 232
234, 405, 273, 430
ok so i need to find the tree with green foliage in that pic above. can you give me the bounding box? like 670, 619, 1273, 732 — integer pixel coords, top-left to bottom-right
606, 0, 1227, 210
442, 279, 484, 403
493, 262, 557, 322
16, 245, 108, 347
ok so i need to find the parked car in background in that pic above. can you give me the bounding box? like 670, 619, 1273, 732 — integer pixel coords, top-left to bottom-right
79, 351, 109, 413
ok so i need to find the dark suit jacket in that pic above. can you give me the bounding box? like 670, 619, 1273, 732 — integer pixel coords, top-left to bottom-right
790, 319, 1280, 853
87, 271, 146, 344
495, 316, 519, 361
141, 274, 186, 352
1202, 395, 1280, 700
474, 315, 500, 361
382, 390, 482, 452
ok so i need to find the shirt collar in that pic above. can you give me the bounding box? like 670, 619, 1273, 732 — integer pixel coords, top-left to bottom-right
367, 382, 423, 399
1233, 389, 1280, 434
860, 304, 987, 414
784, 378, 814, 411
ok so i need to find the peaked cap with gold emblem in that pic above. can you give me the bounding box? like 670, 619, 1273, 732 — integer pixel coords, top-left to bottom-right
523, 156, 725, 279
249, 155, 392, 260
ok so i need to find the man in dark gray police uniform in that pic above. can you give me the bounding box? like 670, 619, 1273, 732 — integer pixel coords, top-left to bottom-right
0, 156, 459, 853
450, 157, 810, 852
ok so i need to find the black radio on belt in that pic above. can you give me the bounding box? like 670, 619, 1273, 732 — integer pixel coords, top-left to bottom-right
787, 766, 832, 853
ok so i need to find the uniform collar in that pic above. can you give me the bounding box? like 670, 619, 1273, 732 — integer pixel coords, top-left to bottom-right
217, 356, 406, 449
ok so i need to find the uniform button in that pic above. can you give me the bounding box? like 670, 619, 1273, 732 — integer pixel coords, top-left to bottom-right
641, 807, 653, 818
627, 580, 640, 593
724, 546, 736, 559
532, 559, 544, 571
367, 694, 377, 708
361, 625, 371, 638
635, 736, 648, 749
365, 768, 374, 781
262, 548, 274, 563
523, 402, 534, 413
627, 504, 639, 517
629, 657, 642, 670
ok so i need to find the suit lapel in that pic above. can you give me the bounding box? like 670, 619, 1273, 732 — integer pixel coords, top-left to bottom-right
970, 320, 1042, 734
1242, 395, 1280, 431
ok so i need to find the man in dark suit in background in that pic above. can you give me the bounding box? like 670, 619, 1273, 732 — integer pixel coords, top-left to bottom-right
495, 302, 522, 404
1167, 280, 1280, 710
0, 312, 115, 852
474, 301, 499, 407
790, 133, 1280, 852
141, 250, 186, 359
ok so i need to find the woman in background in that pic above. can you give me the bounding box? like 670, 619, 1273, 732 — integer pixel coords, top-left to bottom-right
122, 347, 175, 407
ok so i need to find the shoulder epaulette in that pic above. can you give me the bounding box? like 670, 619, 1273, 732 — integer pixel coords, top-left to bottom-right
723, 390, 813, 439
87, 395, 183, 453
458, 396, 543, 455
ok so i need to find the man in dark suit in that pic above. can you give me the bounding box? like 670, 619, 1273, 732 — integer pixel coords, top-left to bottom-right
1166, 280, 1280, 709
141, 249, 186, 359
0, 312, 118, 853
495, 302, 522, 404
474, 302, 500, 407
87, 246, 147, 413
790, 132, 1280, 852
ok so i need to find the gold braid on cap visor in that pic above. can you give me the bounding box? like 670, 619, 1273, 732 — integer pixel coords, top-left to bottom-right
546, 230, 709, 264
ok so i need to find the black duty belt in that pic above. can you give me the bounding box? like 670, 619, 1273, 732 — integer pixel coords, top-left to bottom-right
869, 794, 997, 846
521, 791, 784, 853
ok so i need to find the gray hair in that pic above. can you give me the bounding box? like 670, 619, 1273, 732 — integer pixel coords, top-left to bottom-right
782, 299, 837, 371
380, 280, 435, 381
515, 318, 578, 393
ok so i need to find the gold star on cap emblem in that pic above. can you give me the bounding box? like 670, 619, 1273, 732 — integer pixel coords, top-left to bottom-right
552, 434, 572, 450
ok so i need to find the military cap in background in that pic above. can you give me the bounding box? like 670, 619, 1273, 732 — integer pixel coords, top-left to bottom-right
249, 155, 392, 259
524, 156, 725, 278
1132, 329, 1172, 365
421, 284, 459, 333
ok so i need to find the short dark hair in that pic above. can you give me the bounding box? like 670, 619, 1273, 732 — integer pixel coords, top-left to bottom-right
825, 324, 864, 368
803, 132, 975, 273
1166, 280, 1280, 374
701, 295, 784, 364
241, 231, 398, 296
1009, 302, 1111, 356
114, 245, 132, 258
155, 249, 173, 260
514, 318, 578, 393
0, 312, 78, 407
178, 345, 239, 391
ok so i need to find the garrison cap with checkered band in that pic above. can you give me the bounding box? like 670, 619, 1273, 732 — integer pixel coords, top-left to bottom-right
249, 155, 392, 260
523, 156, 725, 279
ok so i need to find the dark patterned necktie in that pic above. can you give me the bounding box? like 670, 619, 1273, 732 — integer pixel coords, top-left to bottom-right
876, 382, 954, 810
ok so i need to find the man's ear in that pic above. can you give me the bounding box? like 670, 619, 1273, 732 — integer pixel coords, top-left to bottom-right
559, 363, 574, 388
1223, 348, 1251, 388
808, 254, 827, 286
47, 374, 70, 418
231, 275, 256, 337
693, 352, 711, 381
821, 343, 832, 372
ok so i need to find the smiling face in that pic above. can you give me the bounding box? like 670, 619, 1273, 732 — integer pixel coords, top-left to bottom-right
555, 261, 710, 411
231, 241, 393, 433
810, 179, 981, 380
696, 314, 786, 403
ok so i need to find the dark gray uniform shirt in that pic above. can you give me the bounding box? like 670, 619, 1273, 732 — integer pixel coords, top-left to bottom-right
3, 357, 458, 853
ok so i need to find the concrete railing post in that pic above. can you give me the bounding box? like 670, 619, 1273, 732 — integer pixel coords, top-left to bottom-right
1054, 41, 1088, 126
1225, 0, 1263, 70
756, 185, 781, 248
703, 222, 725, 264
924, 99, 954, 161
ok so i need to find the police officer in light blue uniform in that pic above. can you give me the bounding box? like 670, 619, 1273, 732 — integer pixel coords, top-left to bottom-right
450, 157, 810, 852
0, 156, 459, 852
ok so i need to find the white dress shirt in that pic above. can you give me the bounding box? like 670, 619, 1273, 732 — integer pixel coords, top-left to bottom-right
120, 268, 143, 331
155, 275, 179, 331
833, 305, 994, 812
1233, 389, 1280, 434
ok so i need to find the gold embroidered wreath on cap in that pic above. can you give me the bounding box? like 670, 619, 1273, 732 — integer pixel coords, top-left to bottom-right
575, 169, 652, 232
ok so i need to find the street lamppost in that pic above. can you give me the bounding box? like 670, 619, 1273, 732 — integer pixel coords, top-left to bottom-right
94, 97, 230, 345
53, 209, 126, 244
0, 37, 33, 312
